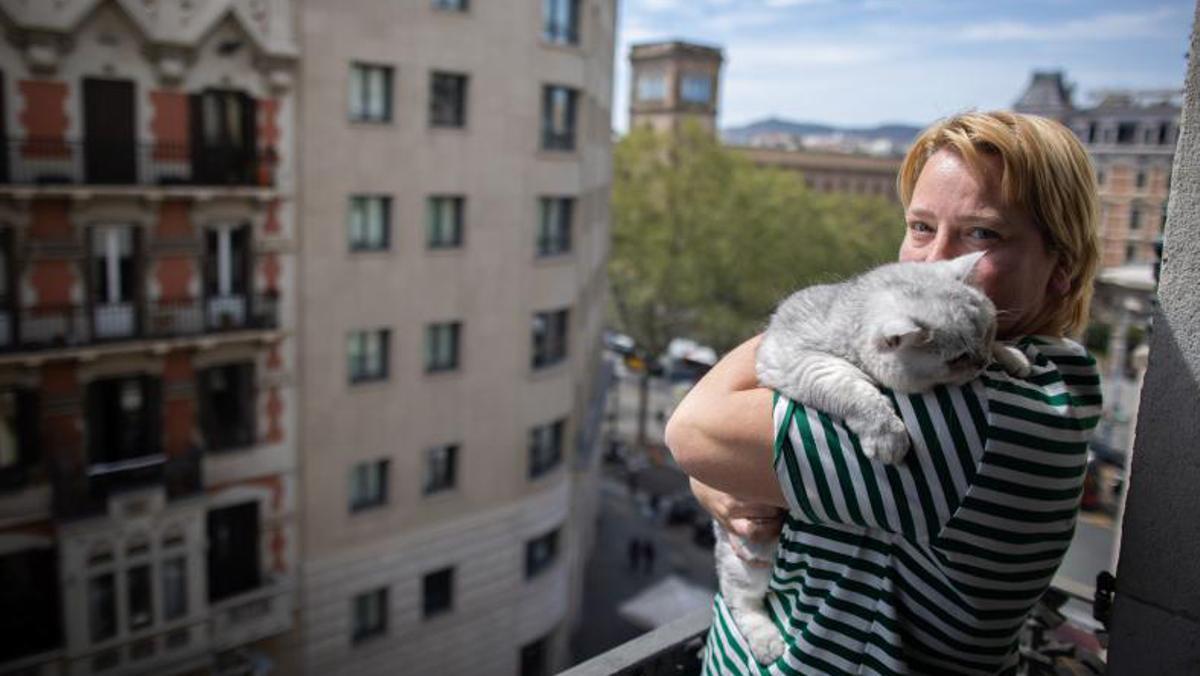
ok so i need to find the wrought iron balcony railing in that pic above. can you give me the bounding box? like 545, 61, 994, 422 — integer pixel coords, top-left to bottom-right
0, 294, 278, 354
0, 137, 278, 188
51, 445, 202, 520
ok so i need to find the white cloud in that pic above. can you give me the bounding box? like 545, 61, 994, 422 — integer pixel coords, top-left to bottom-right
954, 6, 1180, 42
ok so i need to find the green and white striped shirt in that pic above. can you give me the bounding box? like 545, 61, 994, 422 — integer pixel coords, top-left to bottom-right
703, 336, 1102, 675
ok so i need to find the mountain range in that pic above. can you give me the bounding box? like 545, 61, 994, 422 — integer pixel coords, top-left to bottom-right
721, 117, 923, 148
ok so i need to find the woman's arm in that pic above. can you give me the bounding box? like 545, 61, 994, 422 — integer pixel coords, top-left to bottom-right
665, 335, 787, 508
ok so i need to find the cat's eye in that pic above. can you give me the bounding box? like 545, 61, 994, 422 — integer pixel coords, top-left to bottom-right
946, 352, 973, 368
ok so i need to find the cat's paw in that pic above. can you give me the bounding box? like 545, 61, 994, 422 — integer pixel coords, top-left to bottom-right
744, 622, 787, 665
858, 415, 910, 464
993, 344, 1032, 378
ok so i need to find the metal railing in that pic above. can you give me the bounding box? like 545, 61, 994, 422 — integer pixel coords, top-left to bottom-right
0, 137, 277, 188
563, 609, 709, 676
0, 294, 278, 353
51, 445, 203, 519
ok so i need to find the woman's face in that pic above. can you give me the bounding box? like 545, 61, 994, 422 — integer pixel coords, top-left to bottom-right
898, 148, 1065, 339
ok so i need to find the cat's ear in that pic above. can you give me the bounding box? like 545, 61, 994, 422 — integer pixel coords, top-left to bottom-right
944, 251, 986, 284
877, 317, 928, 351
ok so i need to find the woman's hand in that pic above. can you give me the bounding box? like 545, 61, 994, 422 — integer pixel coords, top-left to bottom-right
691, 477, 784, 565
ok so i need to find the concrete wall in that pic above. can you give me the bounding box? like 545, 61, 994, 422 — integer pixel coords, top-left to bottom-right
1107, 2, 1200, 671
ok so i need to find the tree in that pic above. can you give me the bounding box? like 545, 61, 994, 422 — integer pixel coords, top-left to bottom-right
609, 122, 903, 446
610, 122, 903, 355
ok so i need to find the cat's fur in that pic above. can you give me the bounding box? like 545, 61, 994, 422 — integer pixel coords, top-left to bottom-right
716, 252, 1031, 664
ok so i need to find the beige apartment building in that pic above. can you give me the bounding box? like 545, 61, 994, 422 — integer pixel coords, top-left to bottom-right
292, 1, 615, 675
0, 1, 300, 674
1015, 71, 1180, 268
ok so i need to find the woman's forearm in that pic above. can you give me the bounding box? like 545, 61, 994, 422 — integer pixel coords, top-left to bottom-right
665, 335, 787, 507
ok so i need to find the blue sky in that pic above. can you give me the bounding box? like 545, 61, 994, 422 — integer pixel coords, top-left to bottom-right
613, 0, 1194, 131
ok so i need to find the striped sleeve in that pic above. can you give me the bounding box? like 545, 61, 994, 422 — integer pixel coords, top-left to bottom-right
773, 380, 992, 542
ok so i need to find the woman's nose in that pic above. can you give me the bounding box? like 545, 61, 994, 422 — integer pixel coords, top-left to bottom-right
925, 233, 960, 262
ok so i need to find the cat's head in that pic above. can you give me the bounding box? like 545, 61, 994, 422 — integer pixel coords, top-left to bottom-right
859, 252, 997, 393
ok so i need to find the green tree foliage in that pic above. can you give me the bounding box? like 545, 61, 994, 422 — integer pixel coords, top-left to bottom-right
609, 122, 905, 356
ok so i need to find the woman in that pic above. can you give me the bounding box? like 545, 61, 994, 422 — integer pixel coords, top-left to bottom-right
666, 111, 1102, 675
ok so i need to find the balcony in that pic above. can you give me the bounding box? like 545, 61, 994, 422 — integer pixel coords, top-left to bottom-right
209, 579, 295, 652
562, 609, 708, 676
51, 445, 203, 520
0, 137, 278, 190
0, 294, 278, 355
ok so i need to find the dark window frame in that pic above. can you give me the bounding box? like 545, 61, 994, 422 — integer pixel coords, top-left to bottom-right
348, 195, 392, 252
352, 587, 389, 643
423, 443, 458, 495
197, 361, 256, 452
432, 0, 469, 10
349, 458, 389, 512
542, 0, 581, 45
422, 567, 454, 618
430, 72, 469, 128
541, 85, 579, 152
349, 63, 394, 124
528, 418, 565, 479
525, 528, 560, 579
531, 308, 569, 369
537, 197, 574, 257
427, 195, 465, 249
425, 321, 461, 373
348, 328, 390, 384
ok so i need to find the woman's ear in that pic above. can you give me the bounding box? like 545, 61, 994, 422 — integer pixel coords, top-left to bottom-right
1048, 265, 1070, 296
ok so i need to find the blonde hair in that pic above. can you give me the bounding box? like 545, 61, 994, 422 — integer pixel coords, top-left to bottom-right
897, 111, 1100, 337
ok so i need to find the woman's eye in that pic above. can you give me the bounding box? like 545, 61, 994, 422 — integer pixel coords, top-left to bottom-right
909, 221, 934, 234
968, 227, 1000, 240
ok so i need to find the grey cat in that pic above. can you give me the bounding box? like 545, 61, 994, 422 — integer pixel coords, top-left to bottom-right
716, 251, 1031, 664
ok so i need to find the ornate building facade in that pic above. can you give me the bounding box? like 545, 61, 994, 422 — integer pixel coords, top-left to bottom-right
0, 1, 299, 674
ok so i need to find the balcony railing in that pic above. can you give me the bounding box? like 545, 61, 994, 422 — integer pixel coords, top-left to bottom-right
563, 609, 709, 676
1, 137, 277, 188
52, 444, 203, 520
0, 294, 278, 354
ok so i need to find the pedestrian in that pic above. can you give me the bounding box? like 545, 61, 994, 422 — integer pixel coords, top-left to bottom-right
643, 539, 656, 574
627, 537, 641, 572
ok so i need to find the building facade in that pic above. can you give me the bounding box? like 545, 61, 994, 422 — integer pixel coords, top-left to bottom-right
734, 146, 900, 201
1015, 71, 1180, 268
629, 41, 723, 134
292, 1, 614, 675
0, 1, 300, 674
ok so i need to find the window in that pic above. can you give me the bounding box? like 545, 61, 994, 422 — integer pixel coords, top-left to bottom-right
0, 389, 39, 491
0, 548, 62, 663
127, 564, 153, 631
162, 557, 187, 621
1130, 207, 1142, 231
430, 72, 468, 128
541, 85, 578, 151
191, 89, 257, 185
89, 573, 117, 643
528, 419, 565, 478
422, 567, 454, 618
433, 0, 468, 9
425, 322, 461, 372
423, 444, 458, 495
204, 225, 251, 329
348, 329, 389, 383
636, 73, 666, 102
537, 198, 573, 257
349, 63, 393, 123
1116, 122, 1137, 145
350, 459, 389, 511
1125, 243, 1138, 263
207, 502, 260, 602
90, 225, 139, 339
197, 362, 255, 451
543, 0, 580, 45
349, 195, 391, 251
1086, 122, 1097, 144
525, 528, 560, 579
1096, 169, 1105, 187
531, 309, 569, 369
1136, 170, 1147, 189
520, 633, 552, 676
1159, 122, 1172, 145
87, 376, 162, 472
352, 588, 388, 643
427, 196, 464, 249
680, 73, 712, 104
